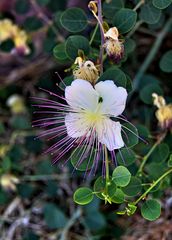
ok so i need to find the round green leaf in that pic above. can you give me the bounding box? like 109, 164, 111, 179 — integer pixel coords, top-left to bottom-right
122, 123, 139, 148
140, 83, 163, 104
43, 203, 67, 229
65, 35, 90, 60
71, 146, 95, 171
139, 3, 161, 24
73, 187, 93, 205
159, 50, 172, 73
149, 143, 169, 163
124, 38, 136, 55
153, 0, 172, 9
94, 177, 106, 200
141, 199, 161, 221
123, 177, 142, 197
113, 8, 137, 34
98, 67, 127, 87
103, 0, 124, 19
53, 43, 68, 61
117, 148, 136, 166
60, 8, 88, 33
23, 17, 43, 31
112, 166, 131, 187
111, 188, 125, 204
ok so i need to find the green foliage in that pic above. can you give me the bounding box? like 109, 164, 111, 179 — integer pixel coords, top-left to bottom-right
159, 50, 172, 73
122, 123, 139, 148
70, 146, 95, 171
74, 187, 94, 205
113, 8, 137, 34
149, 143, 169, 163
103, 0, 124, 19
23, 17, 43, 31
65, 35, 90, 60
112, 166, 131, 187
53, 43, 68, 61
140, 83, 163, 104
43, 203, 68, 229
123, 177, 142, 197
60, 8, 88, 33
139, 3, 162, 24
152, 0, 172, 9
98, 67, 127, 87
116, 148, 136, 166
141, 199, 161, 221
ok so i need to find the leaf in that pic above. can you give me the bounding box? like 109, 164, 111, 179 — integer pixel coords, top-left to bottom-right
153, 0, 172, 9
113, 8, 137, 34
141, 199, 161, 221
23, 17, 43, 31
122, 122, 139, 148
112, 166, 131, 187
139, 3, 161, 24
43, 203, 67, 229
73, 187, 93, 205
159, 50, 172, 73
111, 188, 125, 204
53, 43, 68, 61
123, 177, 142, 197
60, 8, 88, 33
85, 212, 106, 231
140, 83, 163, 104
149, 143, 169, 163
70, 146, 95, 171
98, 67, 127, 87
168, 154, 172, 167
65, 35, 90, 60
116, 148, 136, 166
103, 0, 124, 19
124, 38, 136, 55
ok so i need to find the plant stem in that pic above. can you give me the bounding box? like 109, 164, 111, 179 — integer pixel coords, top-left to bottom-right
133, 0, 145, 11
134, 168, 172, 205
97, 0, 104, 74
89, 23, 99, 45
133, 17, 172, 90
137, 133, 166, 175
104, 146, 109, 191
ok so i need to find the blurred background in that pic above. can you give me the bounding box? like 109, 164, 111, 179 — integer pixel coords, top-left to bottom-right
0, 0, 172, 239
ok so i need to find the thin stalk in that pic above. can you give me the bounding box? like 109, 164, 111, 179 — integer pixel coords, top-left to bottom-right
133, 0, 145, 11
133, 17, 172, 90
89, 23, 99, 45
137, 133, 166, 175
97, 0, 105, 74
104, 146, 109, 191
134, 168, 172, 205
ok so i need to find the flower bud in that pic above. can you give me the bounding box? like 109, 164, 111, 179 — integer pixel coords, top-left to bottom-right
0, 145, 10, 158
104, 27, 124, 64
0, 174, 19, 191
88, 1, 98, 14
152, 93, 172, 130
7, 94, 26, 114
73, 59, 99, 85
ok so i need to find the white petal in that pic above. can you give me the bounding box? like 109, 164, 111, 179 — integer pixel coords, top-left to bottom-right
65, 112, 90, 138
95, 80, 127, 117
65, 79, 98, 111
96, 119, 124, 151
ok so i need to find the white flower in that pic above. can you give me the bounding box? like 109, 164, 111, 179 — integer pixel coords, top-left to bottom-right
33, 79, 128, 172
65, 79, 127, 151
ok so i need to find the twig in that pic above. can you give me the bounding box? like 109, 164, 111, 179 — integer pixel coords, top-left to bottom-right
59, 208, 82, 240
133, 17, 172, 90
97, 0, 104, 74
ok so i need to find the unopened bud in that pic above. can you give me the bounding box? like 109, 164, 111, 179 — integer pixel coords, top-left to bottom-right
7, 94, 26, 114
0, 174, 19, 192
73, 60, 99, 85
88, 1, 98, 14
